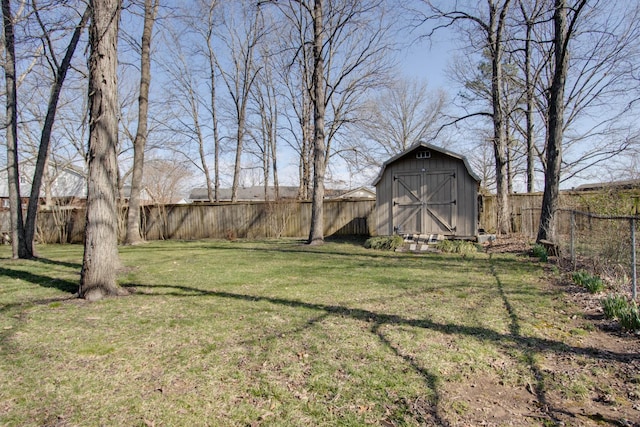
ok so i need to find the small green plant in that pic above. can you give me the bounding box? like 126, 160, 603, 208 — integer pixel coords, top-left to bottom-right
572, 270, 605, 293
618, 301, 640, 332
436, 239, 478, 255
601, 294, 629, 319
531, 244, 548, 262
364, 235, 404, 251
572, 270, 590, 286
584, 276, 605, 293
600, 294, 640, 332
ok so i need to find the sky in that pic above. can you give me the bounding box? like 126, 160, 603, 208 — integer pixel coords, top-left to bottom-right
129, 2, 640, 194
13, 0, 635, 198
400, 34, 454, 89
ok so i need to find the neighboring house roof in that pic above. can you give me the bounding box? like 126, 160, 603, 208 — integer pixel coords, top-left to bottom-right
372, 141, 482, 186
573, 179, 640, 191
325, 186, 375, 200
188, 186, 301, 202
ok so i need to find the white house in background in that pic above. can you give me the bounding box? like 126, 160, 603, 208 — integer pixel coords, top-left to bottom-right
0, 163, 86, 209
1, 163, 154, 209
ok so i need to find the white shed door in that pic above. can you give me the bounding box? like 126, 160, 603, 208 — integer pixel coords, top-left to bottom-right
392, 170, 457, 235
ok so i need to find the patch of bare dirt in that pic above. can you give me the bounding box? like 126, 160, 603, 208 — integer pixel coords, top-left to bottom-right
483, 235, 532, 255
444, 236, 640, 426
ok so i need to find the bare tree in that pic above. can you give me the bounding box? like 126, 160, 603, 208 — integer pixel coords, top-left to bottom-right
142, 158, 193, 204
512, 0, 640, 190
470, 135, 497, 194
552, 5, 640, 183
80, 0, 124, 301
417, 0, 514, 235
517, 0, 546, 192
179, 0, 225, 201
266, 0, 394, 243
215, 2, 265, 202
274, 6, 313, 199
22, 3, 90, 257
160, 24, 216, 202
201, 0, 222, 201
247, 37, 280, 201
536, 0, 585, 242
2, 0, 28, 258
125, 0, 158, 245
307, 0, 326, 244
353, 77, 446, 165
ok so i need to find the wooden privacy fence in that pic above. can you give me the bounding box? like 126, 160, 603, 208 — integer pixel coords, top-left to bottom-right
32, 199, 376, 243
11, 188, 640, 243
480, 189, 640, 233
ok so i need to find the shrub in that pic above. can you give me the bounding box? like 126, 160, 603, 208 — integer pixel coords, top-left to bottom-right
572, 270, 605, 293
531, 244, 548, 262
601, 294, 629, 320
364, 235, 404, 251
436, 239, 478, 255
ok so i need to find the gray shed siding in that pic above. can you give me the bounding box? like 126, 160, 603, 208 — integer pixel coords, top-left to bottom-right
374, 144, 479, 237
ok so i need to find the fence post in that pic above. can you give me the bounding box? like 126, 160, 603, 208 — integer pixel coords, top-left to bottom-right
570, 211, 576, 270
631, 217, 637, 301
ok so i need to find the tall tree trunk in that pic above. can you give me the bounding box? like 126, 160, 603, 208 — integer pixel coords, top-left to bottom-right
43, 161, 52, 207
231, 118, 245, 203
263, 134, 270, 202
125, 0, 157, 245
2, 0, 27, 259
506, 116, 513, 195
187, 82, 214, 202
537, 0, 570, 243
522, 2, 536, 193
490, 0, 512, 236
271, 98, 279, 200
308, 0, 326, 245
24, 6, 90, 257
197, 112, 215, 202
80, 0, 124, 301
298, 96, 312, 200
207, 36, 221, 202
226, 8, 261, 203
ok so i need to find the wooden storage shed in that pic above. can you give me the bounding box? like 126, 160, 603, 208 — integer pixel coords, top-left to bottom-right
373, 142, 481, 238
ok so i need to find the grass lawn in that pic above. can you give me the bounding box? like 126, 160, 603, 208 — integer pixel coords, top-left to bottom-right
0, 238, 638, 426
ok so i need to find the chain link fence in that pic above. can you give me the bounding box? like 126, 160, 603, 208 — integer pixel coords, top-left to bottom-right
522, 208, 638, 300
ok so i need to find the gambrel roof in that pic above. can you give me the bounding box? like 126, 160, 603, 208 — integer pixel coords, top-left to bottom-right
372, 141, 481, 186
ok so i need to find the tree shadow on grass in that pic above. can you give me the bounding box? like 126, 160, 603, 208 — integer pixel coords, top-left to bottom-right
124, 283, 637, 360
31, 257, 82, 270
160, 238, 438, 261
0, 266, 77, 294
125, 281, 452, 425
123, 280, 639, 425
371, 322, 447, 425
